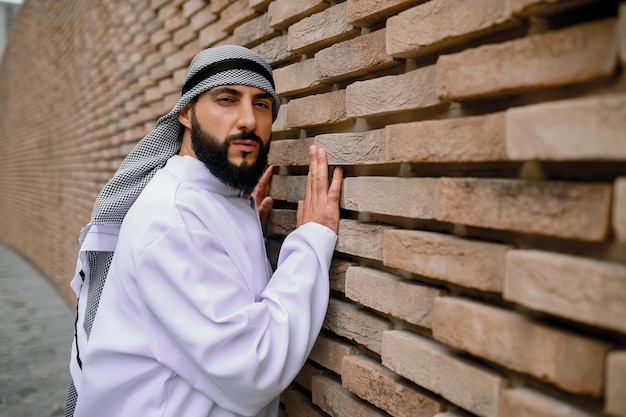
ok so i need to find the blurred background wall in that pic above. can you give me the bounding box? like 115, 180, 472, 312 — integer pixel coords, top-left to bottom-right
0, 0, 625, 416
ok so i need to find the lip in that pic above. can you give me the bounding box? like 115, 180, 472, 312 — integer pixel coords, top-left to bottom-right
232, 140, 259, 151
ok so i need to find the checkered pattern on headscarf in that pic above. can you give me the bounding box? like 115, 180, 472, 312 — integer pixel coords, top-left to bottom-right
65, 45, 280, 416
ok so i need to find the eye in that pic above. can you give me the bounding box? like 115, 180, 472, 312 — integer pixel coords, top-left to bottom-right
254, 101, 271, 110
216, 96, 236, 104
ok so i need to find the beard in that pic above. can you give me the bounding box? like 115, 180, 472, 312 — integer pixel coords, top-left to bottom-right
190, 114, 270, 193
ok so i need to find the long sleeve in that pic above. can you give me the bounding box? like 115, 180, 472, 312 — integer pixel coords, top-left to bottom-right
134, 221, 336, 416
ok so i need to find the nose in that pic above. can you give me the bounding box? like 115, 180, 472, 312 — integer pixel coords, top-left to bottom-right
237, 99, 257, 133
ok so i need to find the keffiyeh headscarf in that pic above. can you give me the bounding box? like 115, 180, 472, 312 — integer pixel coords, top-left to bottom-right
65, 45, 280, 416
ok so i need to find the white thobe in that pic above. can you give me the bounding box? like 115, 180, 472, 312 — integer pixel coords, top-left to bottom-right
69, 155, 337, 417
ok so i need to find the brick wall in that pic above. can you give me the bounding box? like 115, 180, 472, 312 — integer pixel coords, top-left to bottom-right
0, 0, 625, 416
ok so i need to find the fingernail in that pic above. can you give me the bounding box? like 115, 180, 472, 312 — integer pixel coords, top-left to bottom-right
309, 145, 317, 154
318, 148, 325, 157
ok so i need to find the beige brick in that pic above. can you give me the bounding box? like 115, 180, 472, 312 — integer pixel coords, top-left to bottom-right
507, 94, 626, 161
268, 0, 328, 30
219, 0, 258, 33
387, 0, 515, 58
499, 387, 597, 417
437, 19, 617, 100
198, 22, 228, 48
268, 139, 314, 167
249, 0, 272, 12
347, 0, 425, 25
606, 351, 626, 416
435, 412, 472, 417
341, 177, 437, 219
315, 29, 397, 82
294, 362, 324, 392
288, 3, 359, 54
189, 7, 218, 32
310, 335, 359, 375
253, 35, 296, 66
346, 65, 440, 118
282, 390, 325, 417
316, 130, 386, 165
328, 259, 354, 295
386, 113, 507, 163
347, 266, 440, 327
232, 13, 277, 47
511, 0, 604, 15
436, 178, 612, 241
620, 3, 626, 65
336, 219, 392, 261
210, 0, 235, 13
384, 230, 508, 292
287, 90, 350, 128
342, 355, 443, 417
323, 298, 392, 355
270, 101, 291, 133
505, 250, 626, 334
312, 375, 389, 417
266, 208, 296, 237
273, 59, 320, 97
615, 178, 626, 242
382, 330, 504, 417
433, 297, 611, 396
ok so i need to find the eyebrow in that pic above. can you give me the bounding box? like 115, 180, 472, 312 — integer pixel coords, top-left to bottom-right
209, 86, 273, 101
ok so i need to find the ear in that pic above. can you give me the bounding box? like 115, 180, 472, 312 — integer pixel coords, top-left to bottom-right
178, 102, 193, 129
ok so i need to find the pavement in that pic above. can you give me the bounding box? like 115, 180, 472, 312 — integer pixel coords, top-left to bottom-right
0, 243, 73, 417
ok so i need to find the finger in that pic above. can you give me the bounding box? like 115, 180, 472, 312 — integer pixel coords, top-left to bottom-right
327, 166, 343, 203
296, 200, 304, 227
315, 147, 329, 195
252, 165, 273, 204
306, 145, 318, 210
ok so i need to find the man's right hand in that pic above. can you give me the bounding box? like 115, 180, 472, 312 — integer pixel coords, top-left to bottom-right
296, 145, 343, 234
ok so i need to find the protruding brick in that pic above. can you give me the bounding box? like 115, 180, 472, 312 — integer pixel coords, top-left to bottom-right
436, 178, 612, 241
500, 388, 597, 417
315, 29, 397, 82
336, 219, 392, 261
287, 90, 350, 128
219, 0, 258, 34
232, 13, 277, 47
323, 298, 392, 355
505, 250, 626, 333
294, 362, 324, 392
310, 335, 359, 375
507, 94, 626, 161
273, 59, 320, 97
312, 375, 389, 417
346, 266, 441, 327
606, 351, 626, 416
347, 0, 425, 25
346, 65, 440, 118
282, 390, 325, 417
288, 3, 359, 54
437, 19, 617, 100
341, 177, 437, 219
266, 208, 296, 237
316, 130, 386, 165
268, 0, 328, 30
382, 330, 504, 417
253, 35, 295, 66
433, 297, 611, 396
387, 0, 515, 58
329, 258, 356, 293
615, 178, 626, 242
386, 113, 507, 163
210, 0, 235, 13
384, 230, 508, 292
342, 355, 444, 417
270, 131, 386, 166
271, 102, 291, 134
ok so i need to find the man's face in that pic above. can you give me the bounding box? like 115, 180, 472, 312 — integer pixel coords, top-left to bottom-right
187, 85, 274, 191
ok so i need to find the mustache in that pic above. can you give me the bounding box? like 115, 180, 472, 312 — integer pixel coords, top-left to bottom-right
226, 131, 263, 144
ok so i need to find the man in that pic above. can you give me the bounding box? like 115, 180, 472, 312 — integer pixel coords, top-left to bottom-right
66, 45, 343, 417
